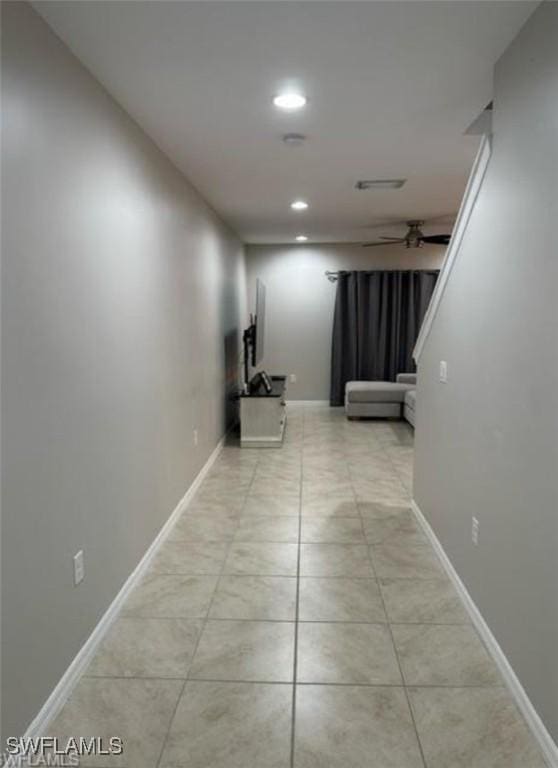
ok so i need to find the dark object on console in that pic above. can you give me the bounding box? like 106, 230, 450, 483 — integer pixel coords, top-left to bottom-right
250, 371, 273, 395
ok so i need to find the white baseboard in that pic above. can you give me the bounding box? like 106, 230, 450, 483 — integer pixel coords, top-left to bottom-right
411, 499, 558, 768
24, 435, 226, 740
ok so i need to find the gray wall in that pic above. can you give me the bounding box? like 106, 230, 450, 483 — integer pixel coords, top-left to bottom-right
246, 243, 445, 400
414, 1, 558, 743
1, 2, 246, 741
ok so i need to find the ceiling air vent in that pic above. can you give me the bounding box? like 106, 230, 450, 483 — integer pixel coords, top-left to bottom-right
355, 179, 406, 190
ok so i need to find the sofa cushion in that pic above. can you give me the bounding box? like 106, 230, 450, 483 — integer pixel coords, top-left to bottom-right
396, 373, 417, 385
404, 389, 416, 409
345, 381, 413, 404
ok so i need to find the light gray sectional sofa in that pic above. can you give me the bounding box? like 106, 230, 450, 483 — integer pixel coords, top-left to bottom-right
345, 373, 417, 426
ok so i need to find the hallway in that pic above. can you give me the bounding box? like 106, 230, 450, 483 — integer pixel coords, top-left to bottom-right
48, 405, 545, 768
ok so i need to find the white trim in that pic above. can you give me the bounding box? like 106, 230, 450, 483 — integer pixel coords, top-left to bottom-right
23, 434, 226, 740
412, 499, 558, 768
413, 135, 492, 362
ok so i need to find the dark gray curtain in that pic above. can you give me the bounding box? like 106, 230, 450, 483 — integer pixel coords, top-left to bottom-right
330, 270, 439, 406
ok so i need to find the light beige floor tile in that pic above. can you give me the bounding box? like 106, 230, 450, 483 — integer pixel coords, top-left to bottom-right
194, 489, 248, 506
408, 687, 547, 768
301, 518, 364, 544
302, 449, 346, 464
362, 512, 427, 546
294, 685, 423, 768
254, 465, 302, 483
201, 478, 251, 495
184, 499, 244, 517
349, 467, 401, 484
207, 460, 255, 473
209, 576, 297, 620
189, 620, 295, 682
256, 453, 302, 471
218, 448, 259, 462
392, 624, 501, 686
150, 540, 228, 575
300, 544, 373, 577
297, 622, 401, 684
86, 617, 202, 678
302, 477, 354, 500
353, 478, 410, 504
348, 455, 394, 471
224, 542, 298, 576
299, 578, 386, 622
370, 543, 445, 579
358, 501, 412, 519
242, 494, 300, 517
123, 573, 217, 618
47, 677, 182, 768
206, 462, 256, 478
302, 456, 349, 471
169, 514, 238, 542
380, 578, 468, 623
160, 681, 292, 768
234, 516, 299, 543
249, 476, 301, 496
300, 496, 359, 518
302, 467, 351, 484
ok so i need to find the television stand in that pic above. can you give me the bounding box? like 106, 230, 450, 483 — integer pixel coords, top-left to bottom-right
240, 375, 287, 448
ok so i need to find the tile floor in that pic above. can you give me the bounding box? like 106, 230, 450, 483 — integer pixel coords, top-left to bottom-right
49, 405, 547, 768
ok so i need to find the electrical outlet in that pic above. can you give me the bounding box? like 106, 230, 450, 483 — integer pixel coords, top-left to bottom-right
439, 360, 448, 383
289, 374, 297, 384
73, 550, 85, 586
471, 516, 479, 546
193, 429, 198, 447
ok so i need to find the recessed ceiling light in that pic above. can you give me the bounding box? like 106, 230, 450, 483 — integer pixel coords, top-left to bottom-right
295, 235, 308, 242
355, 179, 406, 190
291, 200, 309, 211
273, 92, 307, 111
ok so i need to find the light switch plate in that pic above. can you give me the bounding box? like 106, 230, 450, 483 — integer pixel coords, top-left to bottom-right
73, 550, 85, 586
472, 517, 479, 546
439, 360, 448, 383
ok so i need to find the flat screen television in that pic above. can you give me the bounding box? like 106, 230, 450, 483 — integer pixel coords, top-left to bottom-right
253, 278, 266, 366
243, 279, 266, 387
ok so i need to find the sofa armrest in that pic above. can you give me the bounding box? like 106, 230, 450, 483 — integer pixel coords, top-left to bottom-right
396, 373, 417, 385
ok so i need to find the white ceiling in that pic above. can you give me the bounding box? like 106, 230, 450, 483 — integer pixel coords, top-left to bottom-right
36, 1, 536, 244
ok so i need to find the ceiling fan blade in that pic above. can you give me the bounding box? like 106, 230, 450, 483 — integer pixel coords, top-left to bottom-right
379, 236, 404, 241
362, 239, 405, 248
420, 234, 451, 245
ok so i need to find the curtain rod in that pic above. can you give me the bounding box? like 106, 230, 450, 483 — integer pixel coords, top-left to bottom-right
326, 269, 440, 283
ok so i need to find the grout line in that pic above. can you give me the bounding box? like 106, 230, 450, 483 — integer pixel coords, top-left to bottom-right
108, 615, 472, 627
83, 673, 506, 690
127, 572, 445, 584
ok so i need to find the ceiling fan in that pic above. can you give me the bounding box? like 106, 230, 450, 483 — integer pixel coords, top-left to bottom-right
363, 220, 451, 248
